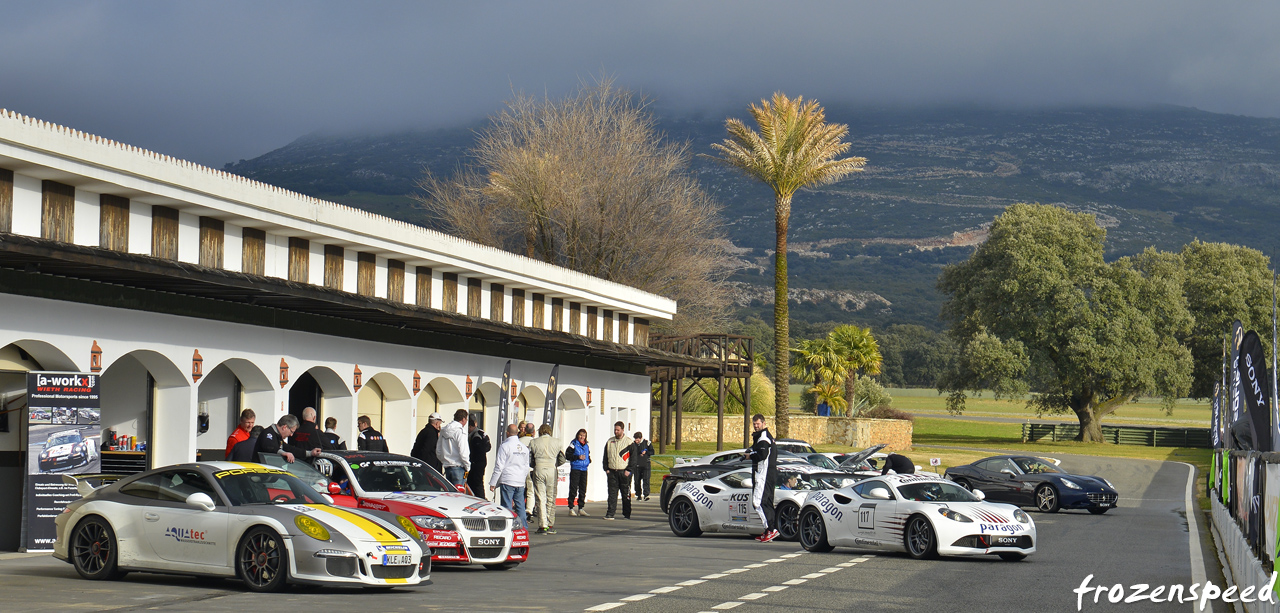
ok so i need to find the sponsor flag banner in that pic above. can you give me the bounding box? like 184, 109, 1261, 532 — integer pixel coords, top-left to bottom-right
1211, 382, 1222, 449
1230, 322, 1245, 449
496, 361, 512, 437
25, 372, 101, 551
1239, 330, 1273, 451
542, 365, 559, 430
1267, 463, 1280, 564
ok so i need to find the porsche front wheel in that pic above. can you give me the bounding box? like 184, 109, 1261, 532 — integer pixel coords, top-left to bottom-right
904, 515, 938, 559
775, 502, 800, 541
798, 509, 834, 553
237, 527, 289, 592
71, 516, 127, 581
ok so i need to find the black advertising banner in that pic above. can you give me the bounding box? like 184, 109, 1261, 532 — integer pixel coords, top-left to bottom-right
496, 361, 512, 437
25, 372, 101, 551
542, 365, 559, 430
1229, 322, 1245, 449
1238, 331, 1273, 451
1211, 382, 1222, 449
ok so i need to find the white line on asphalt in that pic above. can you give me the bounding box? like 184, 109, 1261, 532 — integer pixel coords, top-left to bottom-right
762, 586, 789, 592
745, 563, 767, 568
679, 579, 708, 586
650, 586, 683, 594
712, 603, 742, 610
725, 568, 748, 574
819, 567, 841, 573
801, 573, 825, 579
621, 594, 654, 602
702, 573, 728, 579
740, 593, 768, 600
781, 553, 803, 558
585, 604, 625, 612
1178, 461, 1207, 612
783, 578, 807, 585
837, 562, 856, 567
763, 558, 786, 563
851, 557, 871, 562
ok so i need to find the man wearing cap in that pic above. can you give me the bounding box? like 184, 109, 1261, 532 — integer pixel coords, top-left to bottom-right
411, 412, 444, 473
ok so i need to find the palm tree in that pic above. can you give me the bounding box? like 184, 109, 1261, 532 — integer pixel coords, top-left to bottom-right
828, 325, 883, 415
808, 381, 848, 416
711, 93, 867, 437
789, 338, 843, 388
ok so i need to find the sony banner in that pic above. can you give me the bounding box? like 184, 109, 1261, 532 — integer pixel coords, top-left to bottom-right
496, 360, 512, 437
542, 365, 559, 430
1238, 330, 1273, 451
25, 372, 101, 551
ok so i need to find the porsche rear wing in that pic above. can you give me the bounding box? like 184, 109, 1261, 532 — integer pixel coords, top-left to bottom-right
62, 473, 128, 497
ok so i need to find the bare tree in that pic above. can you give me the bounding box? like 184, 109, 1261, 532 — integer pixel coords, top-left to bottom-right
416, 78, 733, 334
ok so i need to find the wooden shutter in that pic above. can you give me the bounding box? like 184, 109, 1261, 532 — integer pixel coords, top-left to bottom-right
618, 314, 630, 344
634, 318, 650, 346
99, 194, 129, 251
324, 245, 344, 289
0, 168, 13, 234
151, 205, 179, 260
467, 278, 482, 317
586, 306, 598, 339
603, 310, 614, 341
241, 228, 266, 275
490, 283, 505, 322
443, 273, 458, 312
416, 266, 432, 307
512, 289, 526, 326
569, 302, 581, 335
288, 237, 309, 282
552, 298, 564, 332
387, 259, 405, 302
356, 252, 375, 296
532, 293, 545, 328
41, 180, 75, 242
199, 217, 224, 268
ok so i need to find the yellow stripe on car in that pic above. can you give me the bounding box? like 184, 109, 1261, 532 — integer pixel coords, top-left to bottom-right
305, 505, 401, 546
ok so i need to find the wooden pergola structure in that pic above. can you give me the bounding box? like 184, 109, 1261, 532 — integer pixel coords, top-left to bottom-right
648, 334, 755, 453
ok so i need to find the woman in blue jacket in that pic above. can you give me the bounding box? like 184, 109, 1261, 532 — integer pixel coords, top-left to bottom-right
567, 429, 591, 516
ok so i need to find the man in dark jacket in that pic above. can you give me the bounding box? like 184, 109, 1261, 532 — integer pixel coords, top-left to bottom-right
744, 413, 779, 542
880, 453, 915, 475
630, 432, 653, 501
289, 407, 331, 451
356, 415, 389, 452
229, 426, 264, 461
410, 412, 443, 472
254, 415, 319, 463
467, 417, 491, 497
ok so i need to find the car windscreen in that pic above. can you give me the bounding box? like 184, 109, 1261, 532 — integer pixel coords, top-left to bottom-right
1013, 457, 1061, 474
255, 454, 333, 493
805, 455, 840, 470
896, 481, 980, 503
349, 458, 452, 493
212, 467, 326, 506
48, 434, 81, 446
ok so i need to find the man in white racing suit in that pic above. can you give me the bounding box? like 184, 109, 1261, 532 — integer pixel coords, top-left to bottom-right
743, 413, 780, 543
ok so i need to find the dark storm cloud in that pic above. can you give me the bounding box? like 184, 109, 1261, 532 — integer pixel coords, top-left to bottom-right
2, 1, 1277, 165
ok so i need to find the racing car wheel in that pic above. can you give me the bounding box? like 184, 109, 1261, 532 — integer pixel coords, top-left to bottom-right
70, 516, 128, 581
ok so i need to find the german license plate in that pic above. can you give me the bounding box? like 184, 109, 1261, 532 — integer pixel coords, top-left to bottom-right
382, 554, 412, 565
994, 536, 1020, 546
470, 536, 505, 547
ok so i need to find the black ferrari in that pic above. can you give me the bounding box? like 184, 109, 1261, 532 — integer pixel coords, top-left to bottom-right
944, 455, 1119, 514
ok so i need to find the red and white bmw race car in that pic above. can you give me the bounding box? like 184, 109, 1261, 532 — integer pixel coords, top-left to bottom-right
307, 450, 529, 570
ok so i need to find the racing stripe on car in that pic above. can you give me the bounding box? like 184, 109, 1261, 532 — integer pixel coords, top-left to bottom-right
304, 505, 402, 546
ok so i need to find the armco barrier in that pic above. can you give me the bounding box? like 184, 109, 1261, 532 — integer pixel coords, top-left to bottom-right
1211, 449, 1280, 612
1022, 422, 1211, 447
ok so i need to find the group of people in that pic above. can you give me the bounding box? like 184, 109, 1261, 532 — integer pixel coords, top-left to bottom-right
223, 407, 347, 463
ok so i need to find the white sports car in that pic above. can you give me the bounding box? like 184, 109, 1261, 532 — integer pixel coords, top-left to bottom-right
53, 462, 430, 591
796, 473, 1037, 561
668, 466, 864, 538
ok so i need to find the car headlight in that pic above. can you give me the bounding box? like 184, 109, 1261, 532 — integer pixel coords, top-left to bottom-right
1101, 478, 1114, 489
937, 508, 973, 523
410, 515, 455, 531
1060, 478, 1082, 490
295, 515, 331, 541
1013, 509, 1031, 524
396, 515, 425, 540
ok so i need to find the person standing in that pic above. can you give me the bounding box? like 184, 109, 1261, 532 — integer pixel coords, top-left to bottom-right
467, 417, 491, 498
630, 432, 654, 502
603, 421, 636, 520
289, 407, 327, 451
437, 409, 471, 487
254, 414, 321, 463
356, 415, 389, 452
490, 423, 530, 530
323, 416, 346, 450
744, 413, 780, 542
229, 426, 264, 461
519, 422, 536, 521
566, 429, 591, 516
224, 408, 255, 459
410, 413, 443, 472
528, 424, 561, 534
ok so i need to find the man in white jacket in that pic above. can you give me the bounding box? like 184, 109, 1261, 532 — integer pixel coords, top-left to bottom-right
436, 408, 471, 487
490, 423, 531, 530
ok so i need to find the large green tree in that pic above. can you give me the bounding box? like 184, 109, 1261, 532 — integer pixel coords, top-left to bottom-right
711, 93, 867, 437
1179, 241, 1273, 398
938, 203, 1193, 442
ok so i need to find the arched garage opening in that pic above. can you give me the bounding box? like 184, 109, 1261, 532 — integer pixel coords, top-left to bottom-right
518, 385, 546, 426
100, 349, 190, 469
289, 366, 352, 447
475, 381, 503, 437
196, 358, 273, 460
361, 373, 412, 454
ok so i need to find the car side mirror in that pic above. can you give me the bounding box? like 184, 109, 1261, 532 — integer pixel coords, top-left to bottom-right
972, 489, 986, 501
328, 482, 342, 495
741, 478, 753, 489
1000, 469, 1016, 478
185, 492, 216, 512
866, 487, 891, 500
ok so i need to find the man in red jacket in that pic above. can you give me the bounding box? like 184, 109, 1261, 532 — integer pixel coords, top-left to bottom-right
224, 408, 255, 459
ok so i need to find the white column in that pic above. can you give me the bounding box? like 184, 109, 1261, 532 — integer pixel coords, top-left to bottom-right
177, 212, 199, 264
73, 189, 100, 247
224, 223, 243, 272
10, 172, 40, 237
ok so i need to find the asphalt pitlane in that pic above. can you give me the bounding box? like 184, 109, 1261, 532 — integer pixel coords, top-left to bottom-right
0, 455, 1230, 612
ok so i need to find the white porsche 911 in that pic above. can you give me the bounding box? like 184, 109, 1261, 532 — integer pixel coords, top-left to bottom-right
54, 462, 430, 591
667, 466, 863, 539
796, 473, 1036, 561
